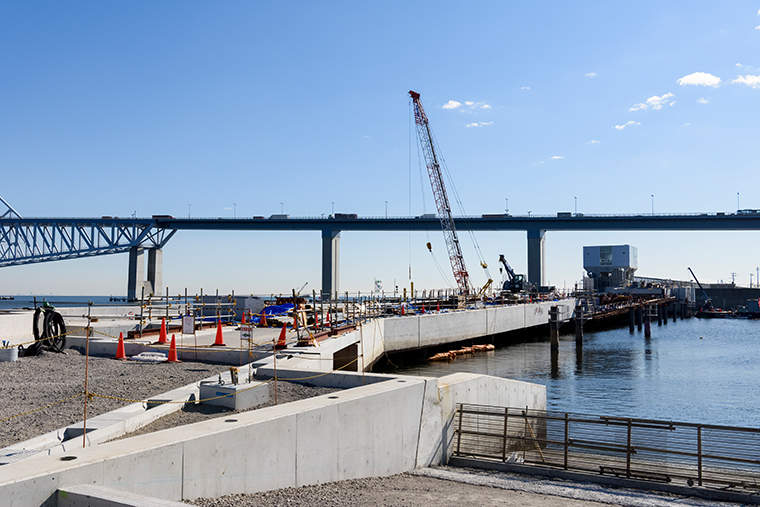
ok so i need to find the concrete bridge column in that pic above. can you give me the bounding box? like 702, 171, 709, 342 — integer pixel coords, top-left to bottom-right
527, 228, 546, 288
321, 230, 340, 300
127, 246, 144, 301
127, 246, 162, 300
147, 248, 162, 296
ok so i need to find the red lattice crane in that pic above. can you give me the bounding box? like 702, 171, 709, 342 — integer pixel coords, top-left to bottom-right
410, 90, 472, 295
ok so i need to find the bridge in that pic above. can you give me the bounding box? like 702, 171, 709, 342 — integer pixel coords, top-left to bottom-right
2, 202, 760, 298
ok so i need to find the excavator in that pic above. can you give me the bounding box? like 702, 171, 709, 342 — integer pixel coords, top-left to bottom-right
498, 254, 528, 293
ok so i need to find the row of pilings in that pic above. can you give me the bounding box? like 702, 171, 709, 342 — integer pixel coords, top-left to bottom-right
551, 296, 686, 349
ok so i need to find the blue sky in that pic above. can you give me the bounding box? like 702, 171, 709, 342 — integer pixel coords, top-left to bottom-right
2, 1, 760, 296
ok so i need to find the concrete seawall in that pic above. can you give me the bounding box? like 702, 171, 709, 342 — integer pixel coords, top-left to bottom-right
0, 370, 544, 506
282, 299, 576, 371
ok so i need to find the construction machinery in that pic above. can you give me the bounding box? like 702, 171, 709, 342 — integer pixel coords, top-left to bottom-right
688, 266, 713, 311
410, 90, 477, 295
498, 254, 528, 293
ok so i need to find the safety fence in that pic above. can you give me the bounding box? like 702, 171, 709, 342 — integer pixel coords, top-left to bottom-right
453, 404, 760, 494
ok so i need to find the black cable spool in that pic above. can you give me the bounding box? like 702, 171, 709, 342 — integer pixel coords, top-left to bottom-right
27, 306, 67, 356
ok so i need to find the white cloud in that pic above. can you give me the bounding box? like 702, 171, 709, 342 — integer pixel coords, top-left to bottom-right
683, 122, 692, 126
465, 121, 493, 128
697, 97, 709, 104
629, 92, 675, 112
736, 63, 743, 67
586, 140, 601, 145
677, 72, 721, 87
465, 123, 478, 128
549, 155, 565, 160
756, 25, 760, 30
520, 86, 531, 90
444, 100, 492, 111
614, 120, 640, 130
757, 8, 760, 15
732, 75, 760, 88
531, 161, 545, 166
585, 72, 597, 78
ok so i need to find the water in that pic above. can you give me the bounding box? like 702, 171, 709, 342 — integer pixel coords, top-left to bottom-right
392, 318, 760, 428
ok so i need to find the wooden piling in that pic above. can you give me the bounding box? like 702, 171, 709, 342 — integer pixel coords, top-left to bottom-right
549, 306, 559, 351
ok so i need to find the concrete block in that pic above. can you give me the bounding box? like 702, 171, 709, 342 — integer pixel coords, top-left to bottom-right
199, 381, 269, 410
0, 346, 19, 362
58, 484, 188, 506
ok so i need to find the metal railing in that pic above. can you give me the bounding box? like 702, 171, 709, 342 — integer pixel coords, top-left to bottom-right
454, 404, 760, 493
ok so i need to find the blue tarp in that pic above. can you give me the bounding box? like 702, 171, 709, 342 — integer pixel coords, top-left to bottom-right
249, 303, 294, 324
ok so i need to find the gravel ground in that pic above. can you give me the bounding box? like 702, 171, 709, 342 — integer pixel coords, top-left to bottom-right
0, 349, 338, 448
113, 376, 340, 440
186, 467, 739, 507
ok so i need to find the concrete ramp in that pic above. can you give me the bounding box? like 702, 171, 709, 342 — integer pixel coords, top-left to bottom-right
58, 484, 187, 507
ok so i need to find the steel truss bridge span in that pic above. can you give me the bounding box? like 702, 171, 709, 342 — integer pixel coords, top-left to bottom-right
1, 213, 759, 298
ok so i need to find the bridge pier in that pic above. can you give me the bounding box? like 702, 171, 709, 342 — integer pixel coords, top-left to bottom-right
321, 230, 340, 300
527, 228, 546, 288
127, 246, 162, 300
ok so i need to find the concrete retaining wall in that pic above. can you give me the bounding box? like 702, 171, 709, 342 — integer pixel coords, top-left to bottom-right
0, 311, 34, 345
0, 372, 545, 506
383, 300, 574, 352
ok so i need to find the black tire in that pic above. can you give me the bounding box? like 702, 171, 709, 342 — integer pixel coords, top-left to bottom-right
43, 311, 66, 353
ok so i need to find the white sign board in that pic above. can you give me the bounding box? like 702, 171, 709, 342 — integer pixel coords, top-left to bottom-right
182, 316, 195, 335
240, 325, 253, 342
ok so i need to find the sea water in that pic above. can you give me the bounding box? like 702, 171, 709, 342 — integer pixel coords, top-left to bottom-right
391, 318, 760, 428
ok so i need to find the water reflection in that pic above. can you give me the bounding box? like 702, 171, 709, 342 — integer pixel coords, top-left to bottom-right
389, 319, 760, 427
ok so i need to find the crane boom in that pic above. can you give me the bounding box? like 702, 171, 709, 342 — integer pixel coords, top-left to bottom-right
410, 90, 471, 295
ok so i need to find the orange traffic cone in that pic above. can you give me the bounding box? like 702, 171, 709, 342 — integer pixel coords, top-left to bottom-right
275, 324, 287, 349
421, 303, 426, 314
167, 334, 181, 363
401, 304, 405, 316
437, 301, 440, 312
211, 319, 227, 347
114, 332, 127, 360
241, 312, 247, 325
154, 318, 168, 344
260, 310, 267, 328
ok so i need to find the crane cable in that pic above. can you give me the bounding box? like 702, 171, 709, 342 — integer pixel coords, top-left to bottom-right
429, 127, 493, 287
414, 110, 454, 289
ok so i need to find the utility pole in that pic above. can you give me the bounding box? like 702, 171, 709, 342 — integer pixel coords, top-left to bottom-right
731, 272, 736, 285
